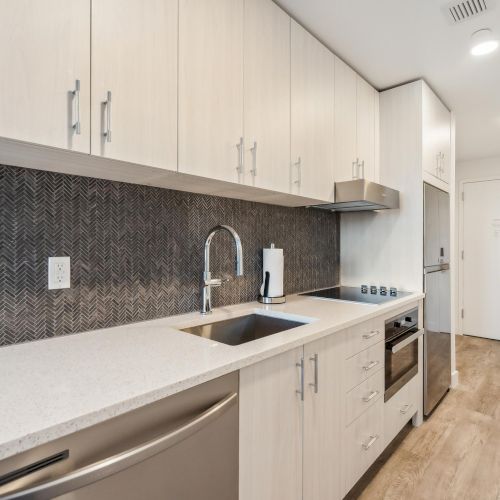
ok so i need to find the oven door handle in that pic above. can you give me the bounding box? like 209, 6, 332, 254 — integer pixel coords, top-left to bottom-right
391, 329, 424, 354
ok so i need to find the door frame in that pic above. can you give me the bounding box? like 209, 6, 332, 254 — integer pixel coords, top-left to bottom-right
458, 176, 500, 335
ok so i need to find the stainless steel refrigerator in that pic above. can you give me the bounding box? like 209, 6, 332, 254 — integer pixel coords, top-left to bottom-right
423, 183, 451, 416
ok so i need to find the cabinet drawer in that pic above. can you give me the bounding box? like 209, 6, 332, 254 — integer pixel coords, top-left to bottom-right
345, 368, 384, 427
384, 373, 419, 448
343, 341, 384, 392
344, 319, 384, 359
342, 398, 384, 496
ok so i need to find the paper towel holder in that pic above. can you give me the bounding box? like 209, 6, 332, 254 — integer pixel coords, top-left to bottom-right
258, 252, 286, 304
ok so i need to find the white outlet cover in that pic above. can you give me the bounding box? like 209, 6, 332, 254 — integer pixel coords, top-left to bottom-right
48, 256, 71, 290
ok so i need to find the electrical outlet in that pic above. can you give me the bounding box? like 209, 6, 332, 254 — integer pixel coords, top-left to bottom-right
48, 257, 71, 290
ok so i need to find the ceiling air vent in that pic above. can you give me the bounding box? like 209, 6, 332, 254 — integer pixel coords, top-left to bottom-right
444, 0, 491, 24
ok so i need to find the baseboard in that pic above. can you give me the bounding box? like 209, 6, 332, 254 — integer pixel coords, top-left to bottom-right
451, 370, 459, 388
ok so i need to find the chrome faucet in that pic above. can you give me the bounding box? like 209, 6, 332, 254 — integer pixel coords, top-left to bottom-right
201, 225, 244, 314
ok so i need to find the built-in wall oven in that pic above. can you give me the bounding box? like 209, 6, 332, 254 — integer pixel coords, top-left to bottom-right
385, 308, 424, 401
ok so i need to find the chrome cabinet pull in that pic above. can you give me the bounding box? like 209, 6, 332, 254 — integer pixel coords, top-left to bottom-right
362, 360, 379, 372
352, 158, 359, 179
400, 403, 413, 415
103, 91, 112, 142
293, 157, 302, 187
236, 137, 244, 175
362, 330, 380, 340
362, 390, 379, 403
309, 353, 318, 394
359, 159, 365, 179
362, 434, 380, 451
296, 358, 305, 401
250, 141, 257, 177
72, 80, 81, 135
2, 392, 238, 500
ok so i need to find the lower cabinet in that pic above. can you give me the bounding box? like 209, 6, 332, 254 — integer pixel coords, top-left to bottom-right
239, 334, 342, 500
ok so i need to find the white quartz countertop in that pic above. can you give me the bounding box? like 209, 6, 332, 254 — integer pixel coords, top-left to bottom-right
0, 291, 423, 460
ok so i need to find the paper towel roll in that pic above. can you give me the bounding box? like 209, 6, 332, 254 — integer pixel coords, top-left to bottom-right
260, 244, 284, 298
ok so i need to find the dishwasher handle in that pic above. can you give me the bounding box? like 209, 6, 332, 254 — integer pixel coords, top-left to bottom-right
3, 392, 238, 500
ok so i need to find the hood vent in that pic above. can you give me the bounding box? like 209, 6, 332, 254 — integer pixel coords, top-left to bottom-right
310, 179, 400, 213
444, 0, 490, 24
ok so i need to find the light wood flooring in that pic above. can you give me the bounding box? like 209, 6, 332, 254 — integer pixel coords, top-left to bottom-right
346, 335, 500, 500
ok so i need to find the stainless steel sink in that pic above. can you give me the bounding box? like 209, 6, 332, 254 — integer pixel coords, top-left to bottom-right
179, 314, 306, 346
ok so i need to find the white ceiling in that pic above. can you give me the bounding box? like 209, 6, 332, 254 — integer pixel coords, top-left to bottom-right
276, 0, 500, 162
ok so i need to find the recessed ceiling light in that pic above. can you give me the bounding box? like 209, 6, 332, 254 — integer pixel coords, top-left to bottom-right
470, 28, 499, 56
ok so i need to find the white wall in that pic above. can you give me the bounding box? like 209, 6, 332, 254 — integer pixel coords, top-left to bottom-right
455, 155, 500, 336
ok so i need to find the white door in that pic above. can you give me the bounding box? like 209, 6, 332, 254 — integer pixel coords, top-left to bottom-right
291, 21, 335, 201
91, 0, 177, 170
333, 57, 357, 183
462, 180, 500, 339
303, 335, 342, 500
356, 76, 377, 182
0, 0, 90, 152
239, 347, 303, 500
178, 0, 244, 183
243, 0, 290, 193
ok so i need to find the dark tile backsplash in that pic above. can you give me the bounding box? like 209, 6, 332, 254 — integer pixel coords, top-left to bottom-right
0, 164, 340, 346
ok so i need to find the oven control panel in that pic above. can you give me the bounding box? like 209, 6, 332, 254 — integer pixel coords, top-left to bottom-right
385, 308, 418, 342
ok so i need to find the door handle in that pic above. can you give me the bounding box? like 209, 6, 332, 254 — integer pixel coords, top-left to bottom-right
236, 137, 244, 175
362, 390, 379, 403
103, 91, 112, 142
296, 358, 305, 401
2, 392, 238, 500
362, 434, 380, 451
71, 80, 81, 135
362, 360, 380, 372
249, 141, 257, 177
309, 353, 318, 394
400, 403, 413, 415
362, 330, 380, 340
293, 157, 302, 187
391, 329, 424, 354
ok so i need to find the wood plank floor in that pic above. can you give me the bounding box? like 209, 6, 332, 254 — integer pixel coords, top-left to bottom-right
346, 335, 500, 500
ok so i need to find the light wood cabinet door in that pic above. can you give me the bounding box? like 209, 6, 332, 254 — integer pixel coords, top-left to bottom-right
91, 0, 177, 170
356, 76, 377, 182
0, 0, 90, 153
334, 56, 357, 183
244, 0, 290, 193
239, 347, 303, 500
303, 334, 342, 500
291, 21, 335, 201
422, 82, 451, 183
179, 0, 244, 183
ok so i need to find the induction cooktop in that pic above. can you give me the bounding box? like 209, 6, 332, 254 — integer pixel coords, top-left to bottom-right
299, 286, 411, 305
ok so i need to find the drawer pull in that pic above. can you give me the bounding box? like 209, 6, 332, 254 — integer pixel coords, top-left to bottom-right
400, 403, 413, 415
362, 360, 380, 372
362, 330, 380, 340
362, 434, 379, 451
362, 390, 379, 403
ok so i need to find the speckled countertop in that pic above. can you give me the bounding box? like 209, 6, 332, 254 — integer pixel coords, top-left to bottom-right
0, 291, 423, 460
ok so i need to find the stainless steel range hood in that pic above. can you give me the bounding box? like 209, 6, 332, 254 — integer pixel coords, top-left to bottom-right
310, 179, 400, 212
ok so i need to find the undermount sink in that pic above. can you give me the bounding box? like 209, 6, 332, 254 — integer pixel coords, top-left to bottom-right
179, 313, 307, 346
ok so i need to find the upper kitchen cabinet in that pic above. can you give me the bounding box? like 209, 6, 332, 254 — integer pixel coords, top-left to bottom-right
291, 21, 335, 201
334, 57, 379, 183
91, 0, 178, 170
178, 0, 244, 183
422, 82, 451, 185
243, 0, 291, 193
0, 0, 90, 153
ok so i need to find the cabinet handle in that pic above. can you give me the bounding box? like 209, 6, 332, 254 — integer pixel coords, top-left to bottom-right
436, 152, 441, 177
296, 358, 304, 401
309, 353, 319, 394
359, 160, 365, 179
294, 157, 302, 187
362, 330, 380, 340
103, 91, 112, 142
250, 141, 257, 177
362, 434, 380, 451
362, 390, 379, 403
400, 403, 413, 415
362, 360, 380, 372
236, 137, 244, 175
72, 80, 81, 135
352, 158, 359, 180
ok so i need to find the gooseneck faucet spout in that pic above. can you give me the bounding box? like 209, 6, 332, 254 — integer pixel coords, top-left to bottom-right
201, 225, 244, 314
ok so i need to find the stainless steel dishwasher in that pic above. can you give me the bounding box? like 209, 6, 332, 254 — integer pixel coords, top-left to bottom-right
0, 372, 238, 500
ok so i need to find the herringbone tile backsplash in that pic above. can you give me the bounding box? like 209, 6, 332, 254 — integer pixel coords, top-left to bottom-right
0, 164, 340, 346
